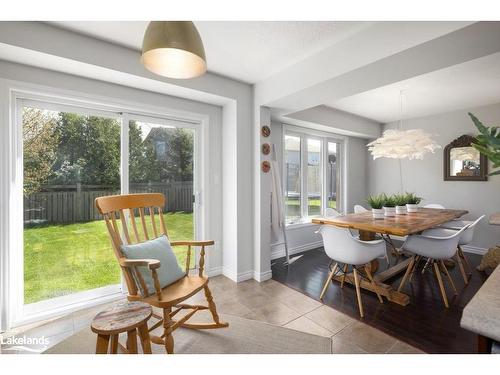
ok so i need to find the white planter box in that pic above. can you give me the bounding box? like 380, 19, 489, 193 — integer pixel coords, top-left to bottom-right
396, 205, 407, 215
372, 208, 385, 219
406, 204, 419, 213
384, 206, 396, 217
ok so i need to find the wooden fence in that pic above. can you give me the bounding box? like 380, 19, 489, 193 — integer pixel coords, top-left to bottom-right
24, 182, 193, 224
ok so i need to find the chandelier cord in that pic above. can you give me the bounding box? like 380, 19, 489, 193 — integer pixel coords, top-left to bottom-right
398, 90, 404, 192
367, 89, 441, 161
399, 159, 404, 192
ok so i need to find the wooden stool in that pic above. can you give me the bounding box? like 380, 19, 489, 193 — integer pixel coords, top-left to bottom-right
91, 301, 153, 354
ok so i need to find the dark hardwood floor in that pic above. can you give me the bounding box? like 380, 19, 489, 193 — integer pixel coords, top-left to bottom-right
272, 246, 488, 354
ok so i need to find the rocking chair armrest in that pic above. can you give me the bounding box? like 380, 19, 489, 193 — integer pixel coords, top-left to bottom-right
170, 240, 214, 277
119, 258, 161, 270
170, 240, 215, 247
119, 258, 163, 300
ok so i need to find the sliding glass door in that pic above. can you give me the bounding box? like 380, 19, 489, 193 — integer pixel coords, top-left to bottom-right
15, 99, 200, 323
22, 102, 122, 307
127, 117, 196, 268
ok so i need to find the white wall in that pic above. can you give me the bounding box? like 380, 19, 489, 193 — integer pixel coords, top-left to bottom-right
269, 121, 371, 259
368, 102, 500, 251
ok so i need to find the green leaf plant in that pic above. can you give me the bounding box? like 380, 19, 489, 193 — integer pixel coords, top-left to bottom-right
469, 112, 500, 176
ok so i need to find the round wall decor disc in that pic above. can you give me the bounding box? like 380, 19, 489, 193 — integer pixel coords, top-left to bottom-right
262, 143, 271, 155
261, 125, 271, 137
261, 160, 271, 173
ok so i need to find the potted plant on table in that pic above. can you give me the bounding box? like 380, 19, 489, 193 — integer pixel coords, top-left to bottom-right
393, 193, 408, 215
405, 192, 422, 213
367, 194, 385, 219
382, 194, 396, 217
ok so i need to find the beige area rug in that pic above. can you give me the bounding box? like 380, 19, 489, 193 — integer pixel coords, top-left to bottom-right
44, 314, 332, 354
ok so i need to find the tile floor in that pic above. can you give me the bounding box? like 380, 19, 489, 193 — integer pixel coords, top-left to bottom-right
0, 276, 424, 354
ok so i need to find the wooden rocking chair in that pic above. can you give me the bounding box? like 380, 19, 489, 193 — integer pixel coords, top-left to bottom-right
95, 193, 228, 354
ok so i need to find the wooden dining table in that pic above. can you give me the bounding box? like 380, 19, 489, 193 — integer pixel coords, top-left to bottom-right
312, 208, 468, 306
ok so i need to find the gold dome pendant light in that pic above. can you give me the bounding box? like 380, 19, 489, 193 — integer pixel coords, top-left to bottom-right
141, 21, 207, 79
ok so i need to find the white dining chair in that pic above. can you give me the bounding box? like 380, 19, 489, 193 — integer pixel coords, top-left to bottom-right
425, 215, 485, 284
317, 225, 386, 317
354, 205, 368, 214
398, 224, 470, 308
353, 204, 390, 263
324, 207, 342, 217
424, 204, 446, 209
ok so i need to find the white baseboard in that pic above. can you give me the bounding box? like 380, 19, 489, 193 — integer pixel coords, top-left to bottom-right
253, 269, 272, 282
221, 267, 237, 282
462, 245, 487, 255
222, 268, 255, 283
270, 241, 323, 260
206, 266, 223, 277
236, 270, 254, 282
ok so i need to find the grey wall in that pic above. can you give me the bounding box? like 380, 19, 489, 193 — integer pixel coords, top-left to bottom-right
347, 136, 368, 210
367, 102, 500, 250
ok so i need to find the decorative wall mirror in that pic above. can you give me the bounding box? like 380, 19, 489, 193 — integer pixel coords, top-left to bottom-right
444, 134, 487, 181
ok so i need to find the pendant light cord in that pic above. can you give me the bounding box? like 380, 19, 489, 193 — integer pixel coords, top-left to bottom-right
398, 90, 404, 192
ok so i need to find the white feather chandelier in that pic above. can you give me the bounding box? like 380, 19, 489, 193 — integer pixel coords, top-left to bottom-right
367, 91, 441, 160
367, 128, 441, 160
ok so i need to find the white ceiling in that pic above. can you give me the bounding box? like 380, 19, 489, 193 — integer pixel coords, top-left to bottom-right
49, 21, 373, 84
40, 21, 500, 124
328, 51, 500, 123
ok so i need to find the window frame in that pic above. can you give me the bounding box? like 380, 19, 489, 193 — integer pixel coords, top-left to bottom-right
4, 87, 205, 329
283, 131, 303, 223
282, 124, 345, 225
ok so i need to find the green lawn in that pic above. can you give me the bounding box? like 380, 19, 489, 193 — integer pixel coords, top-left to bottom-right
24, 212, 193, 304
285, 197, 337, 218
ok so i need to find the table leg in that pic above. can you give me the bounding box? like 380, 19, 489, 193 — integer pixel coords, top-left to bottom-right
110, 334, 119, 354
95, 334, 110, 354
126, 329, 138, 354
366, 259, 379, 274
359, 230, 376, 241
137, 323, 152, 354
333, 256, 412, 306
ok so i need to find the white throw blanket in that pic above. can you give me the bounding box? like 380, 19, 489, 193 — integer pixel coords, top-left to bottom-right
270, 159, 283, 229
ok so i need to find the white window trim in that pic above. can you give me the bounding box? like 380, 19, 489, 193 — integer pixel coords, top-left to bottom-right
0, 80, 210, 330
282, 124, 347, 226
